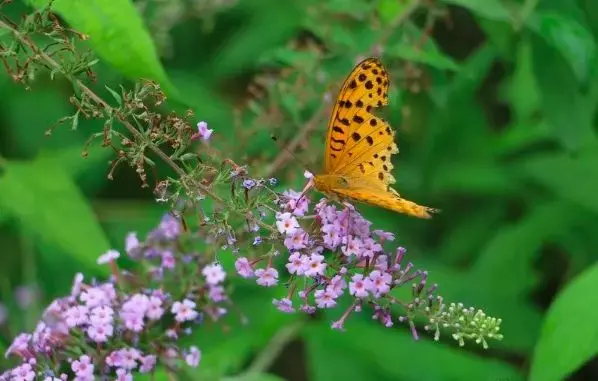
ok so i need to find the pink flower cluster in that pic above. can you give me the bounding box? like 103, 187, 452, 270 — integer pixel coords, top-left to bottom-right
234, 190, 430, 330
1, 214, 226, 380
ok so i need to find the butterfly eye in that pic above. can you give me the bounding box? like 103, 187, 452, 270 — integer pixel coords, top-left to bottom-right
336, 177, 348, 187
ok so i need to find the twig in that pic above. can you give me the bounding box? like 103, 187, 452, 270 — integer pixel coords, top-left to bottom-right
0, 18, 275, 232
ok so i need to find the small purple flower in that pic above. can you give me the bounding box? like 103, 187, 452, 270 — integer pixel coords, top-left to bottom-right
275, 212, 300, 235
314, 289, 337, 308
369, 270, 392, 296
234, 257, 254, 278
71, 355, 94, 378
202, 263, 226, 285
139, 355, 157, 373
70, 273, 84, 297
252, 236, 262, 246
116, 368, 133, 381
285, 252, 308, 275
273, 298, 295, 313
97, 249, 120, 265
160, 250, 176, 269
283, 230, 308, 250
125, 232, 140, 257
268, 177, 278, 186
184, 346, 201, 367
373, 229, 395, 242
349, 274, 371, 298
255, 267, 278, 287
146, 296, 164, 320
86, 322, 113, 342
242, 179, 257, 189
193, 121, 213, 141
64, 305, 89, 328
171, 299, 198, 322
304, 253, 326, 277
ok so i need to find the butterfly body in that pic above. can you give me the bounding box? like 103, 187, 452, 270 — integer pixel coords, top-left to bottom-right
312, 57, 438, 219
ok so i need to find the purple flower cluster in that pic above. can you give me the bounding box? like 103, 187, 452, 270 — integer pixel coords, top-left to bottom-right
1, 214, 226, 380
234, 189, 434, 330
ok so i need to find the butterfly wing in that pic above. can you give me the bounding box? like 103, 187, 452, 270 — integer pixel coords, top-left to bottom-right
331, 184, 437, 219
320, 57, 437, 218
324, 58, 391, 174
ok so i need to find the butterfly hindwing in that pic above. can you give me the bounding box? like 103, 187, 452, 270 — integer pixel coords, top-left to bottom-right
332, 185, 435, 219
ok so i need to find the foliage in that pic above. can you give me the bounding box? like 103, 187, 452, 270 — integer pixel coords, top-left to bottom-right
0, 0, 596, 380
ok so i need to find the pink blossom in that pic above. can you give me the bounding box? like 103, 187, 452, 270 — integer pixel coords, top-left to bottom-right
255, 267, 279, 287
273, 298, 295, 313
285, 252, 308, 275
125, 232, 140, 255
368, 270, 392, 296
63, 305, 89, 328
341, 237, 363, 257
171, 299, 198, 322
185, 346, 201, 367
234, 257, 254, 278
193, 121, 213, 141
139, 355, 157, 373
283, 230, 308, 250
97, 249, 120, 265
71, 355, 94, 378
79, 287, 111, 308
161, 250, 175, 269
275, 212, 300, 235
90, 305, 114, 325
304, 253, 327, 277
314, 289, 337, 308
86, 322, 113, 342
146, 296, 164, 320
202, 263, 226, 285
373, 229, 395, 241
70, 273, 84, 297
115, 368, 132, 381
327, 275, 347, 297
11, 363, 35, 381
349, 274, 371, 298
119, 348, 141, 370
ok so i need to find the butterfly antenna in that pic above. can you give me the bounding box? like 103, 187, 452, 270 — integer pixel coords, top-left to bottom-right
270, 134, 317, 175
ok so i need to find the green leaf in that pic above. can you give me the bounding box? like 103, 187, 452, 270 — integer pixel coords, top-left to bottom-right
520, 150, 598, 213
530, 33, 598, 150
304, 319, 523, 381
526, 11, 597, 84
388, 44, 460, 71
0, 153, 110, 271
25, 0, 180, 98
441, 0, 512, 22
530, 263, 598, 381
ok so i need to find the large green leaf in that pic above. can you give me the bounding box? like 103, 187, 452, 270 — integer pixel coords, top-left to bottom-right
521, 150, 598, 213
530, 263, 598, 381
25, 0, 179, 98
0, 152, 110, 272
526, 11, 597, 84
530, 33, 598, 150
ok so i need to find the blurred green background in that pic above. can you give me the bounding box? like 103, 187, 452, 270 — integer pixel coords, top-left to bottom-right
1, 0, 598, 380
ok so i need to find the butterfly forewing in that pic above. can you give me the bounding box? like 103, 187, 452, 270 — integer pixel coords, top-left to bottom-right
324, 58, 390, 174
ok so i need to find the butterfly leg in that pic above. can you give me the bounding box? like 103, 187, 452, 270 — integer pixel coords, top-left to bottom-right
289, 178, 314, 215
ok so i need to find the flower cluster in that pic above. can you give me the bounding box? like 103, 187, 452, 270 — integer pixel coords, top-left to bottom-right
232, 187, 502, 343
1, 214, 226, 380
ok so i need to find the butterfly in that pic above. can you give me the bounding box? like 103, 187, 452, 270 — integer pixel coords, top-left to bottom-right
310, 57, 438, 219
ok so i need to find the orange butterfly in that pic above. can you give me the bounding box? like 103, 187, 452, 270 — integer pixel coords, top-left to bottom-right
310, 57, 438, 219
